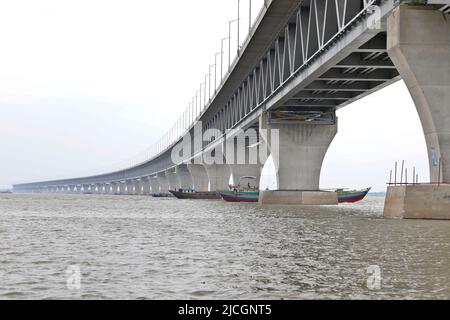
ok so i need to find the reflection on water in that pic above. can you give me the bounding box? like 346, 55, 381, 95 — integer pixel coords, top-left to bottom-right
0, 194, 449, 300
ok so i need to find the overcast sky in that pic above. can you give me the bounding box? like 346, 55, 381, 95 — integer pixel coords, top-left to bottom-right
0, 0, 429, 192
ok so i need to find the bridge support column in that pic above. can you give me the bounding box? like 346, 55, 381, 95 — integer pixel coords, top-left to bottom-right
157, 172, 169, 195
126, 180, 135, 195
97, 184, 105, 194
258, 114, 338, 205
150, 176, 160, 194
176, 165, 193, 190
166, 169, 180, 191
104, 184, 112, 194
141, 177, 151, 195
203, 164, 231, 191
82, 185, 90, 193
118, 182, 127, 195
133, 179, 142, 195
111, 182, 119, 194
229, 165, 262, 189
385, 5, 450, 219
187, 164, 209, 192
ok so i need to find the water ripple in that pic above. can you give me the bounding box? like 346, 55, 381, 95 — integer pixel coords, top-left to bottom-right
1, 194, 449, 299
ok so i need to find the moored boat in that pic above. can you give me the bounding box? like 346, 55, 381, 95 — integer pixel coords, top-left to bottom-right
336, 188, 371, 203
218, 176, 260, 203
152, 193, 173, 198
169, 189, 221, 200
218, 190, 260, 203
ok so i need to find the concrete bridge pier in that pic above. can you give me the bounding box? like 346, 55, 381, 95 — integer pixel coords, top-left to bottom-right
226, 140, 263, 189
385, 4, 450, 219
141, 177, 151, 195
204, 164, 231, 191
165, 169, 180, 191
118, 182, 127, 195
229, 164, 262, 189
157, 172, 169, 194
149, 176, 160, 194
176, 164, 193, 190
187, 164, 209, 192
97, 184, 105, 194
126, 180, 135, 195
111, 182, 119, 194
104, 183, 112, 194
133, 179, 143, 195
258, 114, 338, 205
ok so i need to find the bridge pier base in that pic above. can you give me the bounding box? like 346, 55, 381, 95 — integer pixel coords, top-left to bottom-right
259, 114, 338, 205
385, 185, 450, 220
385, 5, 450, 219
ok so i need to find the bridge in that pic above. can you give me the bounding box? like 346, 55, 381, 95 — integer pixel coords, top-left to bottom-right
13, 0, 450, 219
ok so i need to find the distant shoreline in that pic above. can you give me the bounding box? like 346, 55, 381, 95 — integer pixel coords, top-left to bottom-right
369, 192, 386, 197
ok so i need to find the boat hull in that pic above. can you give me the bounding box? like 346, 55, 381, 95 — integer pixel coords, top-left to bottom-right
169, 190, 221, 200
152, 193, 172, 198
218, 190, 259, 203
337, 188, 371, 203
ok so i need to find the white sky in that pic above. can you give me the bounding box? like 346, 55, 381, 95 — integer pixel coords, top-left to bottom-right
0, 0, 429, 192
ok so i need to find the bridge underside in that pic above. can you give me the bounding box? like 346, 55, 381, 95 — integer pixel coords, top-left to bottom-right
269, 32, 399, 125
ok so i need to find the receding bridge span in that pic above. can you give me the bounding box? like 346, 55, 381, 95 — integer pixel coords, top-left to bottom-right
14, 0, 450, 218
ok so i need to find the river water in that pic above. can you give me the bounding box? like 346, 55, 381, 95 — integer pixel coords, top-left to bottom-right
0, 193, 449, 300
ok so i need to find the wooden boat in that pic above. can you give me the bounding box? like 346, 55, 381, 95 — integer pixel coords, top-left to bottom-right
169, 189, 221, 200
219, 176, 260, 203
218, 189, 260, 202
152, 193, 173, 198
336, 188, 371, 203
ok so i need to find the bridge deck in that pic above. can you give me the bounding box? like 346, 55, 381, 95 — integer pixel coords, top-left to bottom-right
15, 0, 420, 191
